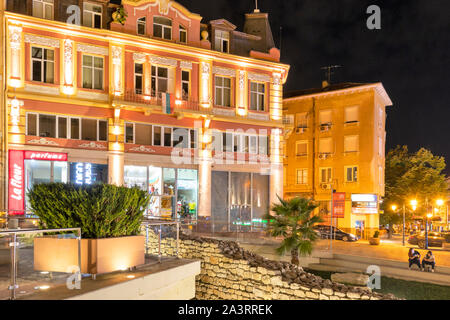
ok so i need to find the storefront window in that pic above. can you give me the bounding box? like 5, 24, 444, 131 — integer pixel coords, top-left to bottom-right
252, 173, 269, 220
177, 169, 198, 218
212, 171, 229, 231
124, 166, 147, 191
69, 162, 107, 185
54, 161, 68, 183
230, 172, 251, 229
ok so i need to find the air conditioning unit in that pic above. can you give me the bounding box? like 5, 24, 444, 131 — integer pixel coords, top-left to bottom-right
318, 153, 331, 160
320, 183, 331, 190
320, 124, 331, 132
296, 127, 307, 134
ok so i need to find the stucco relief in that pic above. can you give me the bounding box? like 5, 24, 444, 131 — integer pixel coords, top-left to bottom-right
77, 43, 109, 56
248, 72, 271, 83
24, 34, 60, 48
213, 66, 235, 77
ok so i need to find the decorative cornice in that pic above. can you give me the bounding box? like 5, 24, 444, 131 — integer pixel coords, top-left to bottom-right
248, 112, 269, 121
24, 83, 60, 95
213, 108, 236, 117
248, 72, 271, 83
148, 55, 178, 67
133, 52, 147, 62
77, 43, 109, 56
24, 34, 60, 48
213, 66, 236, 77
180, 61, 193, 70
76, 91, 109, 101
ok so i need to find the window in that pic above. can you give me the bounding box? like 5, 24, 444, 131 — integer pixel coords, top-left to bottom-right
153, 126, 162, 146
135, 124, 152, 145
39, 114, 56, 138
215, 76, 231, 107
345, 106, 359, 123
319, 138, 333, 154
215, 30, 229, 53
345, 166, 358, 182
31, 47, 54, 83
233, 134, 240, 152
58, 117, 67, 139
82, 55, 103, 90
71, 118, 80, 139
250, 82, 265, 111
151, 66, 168, 97
135, 63, 144, 94
296, 169, 308, 185
249, 136, 258, 154
319, 110, 332, 125
182, 70, 190, 100
223, 132, 233, 152
32, 0, 54, 19
137, 17, 146, 36
173, 128, 189, 148
295, 141, 308, 156
164, 127, 172, 147
296, 113, 307, 128
190, 129, 197, 149
125, 123, 134, 143
258, 136, 268, 155
179, 25, 187, 43
153, 16, 172, 40
26, 113, 38, 136
81, 119, 107, 141
320, 168, 332, 183
344, 135, 359, 153
83, 3, 102, 28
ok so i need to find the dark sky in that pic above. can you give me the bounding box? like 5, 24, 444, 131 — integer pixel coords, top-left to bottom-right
176, 0, 450, 174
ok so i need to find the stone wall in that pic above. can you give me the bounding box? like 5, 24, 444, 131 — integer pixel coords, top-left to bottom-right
146, 230, 397, 300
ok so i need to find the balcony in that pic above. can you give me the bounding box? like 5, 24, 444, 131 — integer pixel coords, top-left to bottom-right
113, 90, 163, 110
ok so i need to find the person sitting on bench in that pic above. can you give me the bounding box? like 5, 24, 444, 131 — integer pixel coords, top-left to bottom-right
408, 248, 422, 270
422, 251, 436, 272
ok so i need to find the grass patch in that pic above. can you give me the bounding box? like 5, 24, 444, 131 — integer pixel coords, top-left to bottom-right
305, 268, 450, 300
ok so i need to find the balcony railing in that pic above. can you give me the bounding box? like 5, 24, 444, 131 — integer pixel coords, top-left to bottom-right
115, 90, 163, 107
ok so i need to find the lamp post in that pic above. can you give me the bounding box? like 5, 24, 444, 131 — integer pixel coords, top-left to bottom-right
436, 199, 444, 232
425, 213, 433, 249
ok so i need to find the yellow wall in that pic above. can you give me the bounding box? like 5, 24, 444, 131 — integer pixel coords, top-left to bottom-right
283, 86, 390, 238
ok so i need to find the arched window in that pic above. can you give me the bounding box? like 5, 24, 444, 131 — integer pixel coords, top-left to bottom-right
153, 17, 172, 40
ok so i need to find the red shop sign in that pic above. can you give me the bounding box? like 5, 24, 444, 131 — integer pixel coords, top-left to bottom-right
332, 192, 346, 219
8, 150, 68, 215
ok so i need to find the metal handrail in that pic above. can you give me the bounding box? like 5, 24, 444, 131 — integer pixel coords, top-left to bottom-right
1, 227, 82, 300
142, 221, 179, 263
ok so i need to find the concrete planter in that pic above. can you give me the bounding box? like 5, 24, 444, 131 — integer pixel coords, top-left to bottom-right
368, 237, 380, 245
34, 236, 145, 275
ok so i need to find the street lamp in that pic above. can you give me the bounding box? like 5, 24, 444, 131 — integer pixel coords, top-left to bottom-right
425, 212, 433, 249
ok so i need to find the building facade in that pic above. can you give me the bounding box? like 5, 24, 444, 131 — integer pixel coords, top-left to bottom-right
1, 0, 290, 229
283, 83, 392, 239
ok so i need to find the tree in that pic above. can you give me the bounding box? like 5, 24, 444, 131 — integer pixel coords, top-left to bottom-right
382, 146, 448, 225
264, 196, 323, 265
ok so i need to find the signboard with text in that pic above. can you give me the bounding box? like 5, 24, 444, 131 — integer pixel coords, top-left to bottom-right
351, 194, 378, 214
332, 192, 346, 218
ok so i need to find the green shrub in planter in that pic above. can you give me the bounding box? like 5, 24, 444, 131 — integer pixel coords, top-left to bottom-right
28, 183, 149, 239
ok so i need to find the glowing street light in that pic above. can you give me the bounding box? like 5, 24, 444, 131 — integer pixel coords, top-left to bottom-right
391, 205, 397, 212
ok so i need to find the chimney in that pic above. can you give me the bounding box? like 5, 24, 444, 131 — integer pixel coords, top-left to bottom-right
322, 81, 329, 89
244, 10, 275, 53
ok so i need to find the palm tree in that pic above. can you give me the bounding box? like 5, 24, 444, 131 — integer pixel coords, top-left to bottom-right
264, 196, 323, 265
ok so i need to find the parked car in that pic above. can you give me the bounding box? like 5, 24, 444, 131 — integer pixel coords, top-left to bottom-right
408, 232, 446, 248
313, 225, 359, 242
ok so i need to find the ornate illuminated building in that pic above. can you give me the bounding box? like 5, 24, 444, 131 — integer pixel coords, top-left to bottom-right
283, 82, 392, 239
0, 0, 289, 227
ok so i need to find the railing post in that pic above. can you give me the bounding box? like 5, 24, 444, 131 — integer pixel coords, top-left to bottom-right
145, 224, 149, 255
158, 225, 162, 263
176, 222, 180, 259
9, 233, 18, 300
77, 228, 82, 286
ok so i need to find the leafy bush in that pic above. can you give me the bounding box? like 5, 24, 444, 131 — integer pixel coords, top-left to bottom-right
373, 231, 380, 238
28, 183, 149, 239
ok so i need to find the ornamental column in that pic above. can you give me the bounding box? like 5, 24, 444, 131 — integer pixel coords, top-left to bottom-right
8, 25, 23, 88
198, 118, 212, 217
269, 128, 283, 207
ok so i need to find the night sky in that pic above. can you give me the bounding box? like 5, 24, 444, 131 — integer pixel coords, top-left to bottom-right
175, 0, 450, 175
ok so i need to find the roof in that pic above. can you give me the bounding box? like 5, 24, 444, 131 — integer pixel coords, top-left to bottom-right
284, 82, 369, 99
284, 82, 393, 106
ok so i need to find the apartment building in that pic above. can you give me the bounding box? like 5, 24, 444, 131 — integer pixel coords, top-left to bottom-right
283, 82, 392, 239
1, 0, 290, 230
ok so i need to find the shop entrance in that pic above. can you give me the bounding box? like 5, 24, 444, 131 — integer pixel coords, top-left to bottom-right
355, 220, 365, 239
